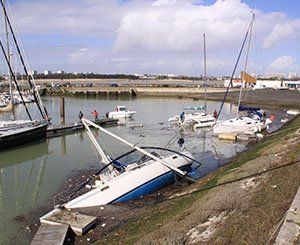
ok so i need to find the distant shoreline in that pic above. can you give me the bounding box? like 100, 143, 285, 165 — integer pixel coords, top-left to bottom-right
44, 85, 300, 110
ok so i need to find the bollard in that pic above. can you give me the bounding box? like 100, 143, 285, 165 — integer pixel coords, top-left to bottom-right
60, 97, 65, 125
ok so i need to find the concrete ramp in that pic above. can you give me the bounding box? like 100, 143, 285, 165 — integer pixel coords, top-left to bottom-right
31, 224, 69, 245
40, 208, 97, 236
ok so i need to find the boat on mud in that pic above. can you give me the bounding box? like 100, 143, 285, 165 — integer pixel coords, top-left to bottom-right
213, 13, 273, 136
55, 118, 197, 209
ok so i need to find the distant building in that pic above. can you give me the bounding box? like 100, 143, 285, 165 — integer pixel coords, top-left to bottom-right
288, 72, 297, 79
166, 73, 175, 78
224, 79, 242, 88
283, 80, 300, 89
56, 70, 65, 74
254, 80, 283, 89
29, 70, 38, 76
44, 70, 51, 76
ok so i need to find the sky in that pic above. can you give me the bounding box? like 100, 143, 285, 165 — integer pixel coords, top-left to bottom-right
2, 0, 300, 76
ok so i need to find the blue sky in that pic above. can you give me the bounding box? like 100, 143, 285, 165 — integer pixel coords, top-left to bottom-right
2, 0, 300, 76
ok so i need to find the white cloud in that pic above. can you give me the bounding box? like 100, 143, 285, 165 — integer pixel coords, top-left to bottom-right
263, 21, 300, 49
267, 56, 300, 73
6, 0, 300, 75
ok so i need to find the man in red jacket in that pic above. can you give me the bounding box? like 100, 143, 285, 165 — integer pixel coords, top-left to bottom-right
91, 110, 99, 120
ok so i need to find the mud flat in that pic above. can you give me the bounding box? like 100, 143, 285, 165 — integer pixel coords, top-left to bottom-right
72, 115, 300, 244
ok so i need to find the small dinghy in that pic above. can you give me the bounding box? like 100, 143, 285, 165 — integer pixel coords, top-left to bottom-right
56, 118, 196, 209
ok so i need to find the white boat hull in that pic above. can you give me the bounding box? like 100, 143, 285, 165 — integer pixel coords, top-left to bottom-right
108, 110, 136, 119
213, 117, 271, 135
193, 115, 216, 129
169, 112, 213, 127
65, 151, 193, 209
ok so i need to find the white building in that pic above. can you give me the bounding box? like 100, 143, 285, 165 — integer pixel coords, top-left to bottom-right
44, 70, 51, 76
56, 70, 65, 74
224, 79, 242, 88
283, 80, 300, 90
254, 80, 283, 89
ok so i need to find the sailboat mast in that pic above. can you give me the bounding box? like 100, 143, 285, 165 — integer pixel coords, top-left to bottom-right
216, 13, 254, 120
0, 0, 46, 119
237, 13, 255, 111
203, 33, 207, 114
3, 0, 12, 102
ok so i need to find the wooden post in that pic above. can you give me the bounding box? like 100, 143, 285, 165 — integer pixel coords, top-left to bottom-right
60, 97, 65, 125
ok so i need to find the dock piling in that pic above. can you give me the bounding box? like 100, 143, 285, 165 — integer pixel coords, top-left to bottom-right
60, 97, 65, 125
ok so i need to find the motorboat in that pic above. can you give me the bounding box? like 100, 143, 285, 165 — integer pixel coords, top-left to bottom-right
55, 118, 195, 208
193, 114, 216, 129
287, 109, 300, 116
169, 106, 216, 128
108, 105, 136, 119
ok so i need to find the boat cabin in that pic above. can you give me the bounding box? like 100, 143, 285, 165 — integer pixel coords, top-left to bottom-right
116, 106, 127, 112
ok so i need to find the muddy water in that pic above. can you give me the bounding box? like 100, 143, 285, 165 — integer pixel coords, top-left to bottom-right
0, 96, 285, 244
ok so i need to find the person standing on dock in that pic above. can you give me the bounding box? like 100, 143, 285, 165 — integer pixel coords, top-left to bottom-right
213, 110, 218, 120
91, 110, 99, 121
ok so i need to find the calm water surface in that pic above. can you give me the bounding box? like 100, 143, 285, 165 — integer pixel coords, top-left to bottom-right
0, 97, 246, 244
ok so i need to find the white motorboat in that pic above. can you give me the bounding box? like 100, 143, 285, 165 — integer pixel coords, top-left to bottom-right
169, 110, 216, 128
193, 114, 216, 129
108, 105, 136, 119
287, 109, 300, 116
168, 106, 206, 126
57, 118, 195, 209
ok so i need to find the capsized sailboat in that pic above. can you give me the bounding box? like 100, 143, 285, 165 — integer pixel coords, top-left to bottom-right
55, 118, 196, 209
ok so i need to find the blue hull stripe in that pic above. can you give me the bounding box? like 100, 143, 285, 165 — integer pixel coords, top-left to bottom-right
111, 164, 191, 203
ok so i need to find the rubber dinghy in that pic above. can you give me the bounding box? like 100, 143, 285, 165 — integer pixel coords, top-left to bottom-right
57, 118, 195, 209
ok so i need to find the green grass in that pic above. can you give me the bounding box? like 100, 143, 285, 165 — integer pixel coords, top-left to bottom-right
102, 192, 203, 244
203, 116, 300, 189
97, 116, 300, 244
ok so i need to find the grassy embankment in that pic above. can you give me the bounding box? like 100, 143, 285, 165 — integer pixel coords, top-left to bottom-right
97, 116, 300, 244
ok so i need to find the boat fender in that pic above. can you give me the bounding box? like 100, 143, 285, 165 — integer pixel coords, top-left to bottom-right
177, 138, 185, 148
269, 114, 275, 121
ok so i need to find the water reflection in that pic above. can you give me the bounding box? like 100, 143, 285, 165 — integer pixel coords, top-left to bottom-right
32, 156, 47, 206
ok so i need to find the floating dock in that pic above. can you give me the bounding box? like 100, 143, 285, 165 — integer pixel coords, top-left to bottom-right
46, 118, 118, 138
